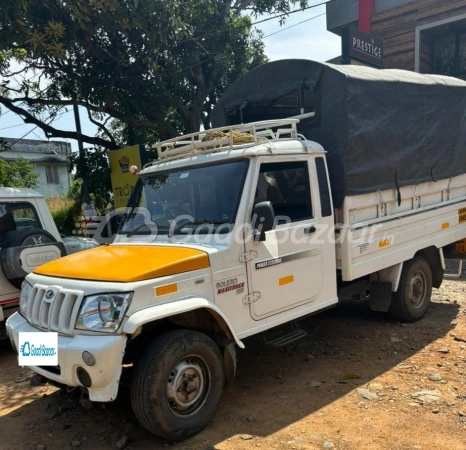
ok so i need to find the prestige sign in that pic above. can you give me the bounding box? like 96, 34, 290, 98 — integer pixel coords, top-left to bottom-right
342, 26, 384, 68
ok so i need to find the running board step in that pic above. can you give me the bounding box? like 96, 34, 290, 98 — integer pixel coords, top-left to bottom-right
258, 322, 308, 347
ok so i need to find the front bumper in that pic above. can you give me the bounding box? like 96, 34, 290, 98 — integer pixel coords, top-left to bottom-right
6, 312, 127, 402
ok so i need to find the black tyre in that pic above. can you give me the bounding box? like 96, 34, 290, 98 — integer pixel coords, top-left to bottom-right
2, 227, 56, 248
131, 330, 225, 441
1, 227, 61, 289
389, 256, 433, 322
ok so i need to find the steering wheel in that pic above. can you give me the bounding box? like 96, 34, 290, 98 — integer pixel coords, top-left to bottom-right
165, 206, 190, 220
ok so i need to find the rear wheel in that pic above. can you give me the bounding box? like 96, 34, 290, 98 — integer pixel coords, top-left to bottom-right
131, 330, 225, 441
389, 256, 432, 322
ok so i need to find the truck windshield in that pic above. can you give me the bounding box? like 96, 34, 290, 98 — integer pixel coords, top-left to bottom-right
119, 160, 248, 236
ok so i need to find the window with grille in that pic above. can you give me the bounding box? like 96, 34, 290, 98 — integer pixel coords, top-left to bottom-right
45, 166, 60, 185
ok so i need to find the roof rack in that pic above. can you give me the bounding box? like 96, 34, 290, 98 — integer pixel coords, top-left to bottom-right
148, 117, 310, 166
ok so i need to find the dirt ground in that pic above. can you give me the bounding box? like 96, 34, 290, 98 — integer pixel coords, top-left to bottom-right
1, 266, 465, 450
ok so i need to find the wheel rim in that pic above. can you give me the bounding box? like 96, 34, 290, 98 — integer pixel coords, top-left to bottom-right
409, 270, 427, 309
166, 355, 211, 418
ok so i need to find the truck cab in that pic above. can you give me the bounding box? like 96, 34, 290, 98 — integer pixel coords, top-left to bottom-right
6, 120, 340, 438
118, 122, 338, 326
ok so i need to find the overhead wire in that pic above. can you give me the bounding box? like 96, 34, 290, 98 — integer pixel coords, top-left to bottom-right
183, 0, 338, 44
264, 1, 358, 38
8, 107, 66, 146
0, 122, 29, 131
180, 0, 358, 73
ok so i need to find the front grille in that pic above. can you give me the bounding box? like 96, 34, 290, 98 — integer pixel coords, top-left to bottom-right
25, 284, 83, 335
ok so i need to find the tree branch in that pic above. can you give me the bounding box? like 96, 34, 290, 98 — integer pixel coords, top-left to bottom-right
0, 96, 119, 149
231, 0, 255, 19
85, 108, 118, 148
4, 66, 29, 77
3, 94, 175, 133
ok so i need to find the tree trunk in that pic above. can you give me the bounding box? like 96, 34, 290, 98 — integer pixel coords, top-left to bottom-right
127, 126, 136, 146
202, 114, 211, 131
183, 110, 202, 135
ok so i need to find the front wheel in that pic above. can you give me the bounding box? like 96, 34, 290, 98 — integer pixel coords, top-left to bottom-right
131, 330, 225, 441
389, 256, 433, 322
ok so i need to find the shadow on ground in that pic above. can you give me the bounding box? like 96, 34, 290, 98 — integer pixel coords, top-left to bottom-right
0, 295, 461, 450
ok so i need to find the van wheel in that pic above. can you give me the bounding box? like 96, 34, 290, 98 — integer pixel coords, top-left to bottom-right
131, 330, 225, 441
389, 257, 432, 322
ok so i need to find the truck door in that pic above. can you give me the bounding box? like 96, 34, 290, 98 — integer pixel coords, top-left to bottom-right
245, 159, 326, 320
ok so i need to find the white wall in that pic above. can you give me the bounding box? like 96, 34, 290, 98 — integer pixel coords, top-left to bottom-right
0, 137, 72, 198
34, 164, 71, 198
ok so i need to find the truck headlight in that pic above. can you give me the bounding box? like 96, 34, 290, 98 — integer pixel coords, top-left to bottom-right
76, 293, 133, 333
19, 282, 32, 317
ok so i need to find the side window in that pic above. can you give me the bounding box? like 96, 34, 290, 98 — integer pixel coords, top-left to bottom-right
255, 161, 313, 223
0, 202, 42, 235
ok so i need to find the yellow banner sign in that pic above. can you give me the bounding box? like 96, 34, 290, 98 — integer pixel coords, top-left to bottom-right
107, 145, 142, 208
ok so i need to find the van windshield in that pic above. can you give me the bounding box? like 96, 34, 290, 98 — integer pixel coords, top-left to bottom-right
119, 160, 248, 236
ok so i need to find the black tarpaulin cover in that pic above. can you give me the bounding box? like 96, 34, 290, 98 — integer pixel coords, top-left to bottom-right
211, 59, 466, 208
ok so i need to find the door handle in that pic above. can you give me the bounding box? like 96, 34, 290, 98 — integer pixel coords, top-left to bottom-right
304, 225, 316, 234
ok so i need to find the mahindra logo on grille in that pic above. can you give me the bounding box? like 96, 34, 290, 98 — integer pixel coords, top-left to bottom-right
45, 290, 55, 300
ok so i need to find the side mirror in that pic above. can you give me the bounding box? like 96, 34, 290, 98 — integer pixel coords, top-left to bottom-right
253, 201, 275, 242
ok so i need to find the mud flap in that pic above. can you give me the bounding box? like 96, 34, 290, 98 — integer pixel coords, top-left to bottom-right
223, 342, 237, 383
369, 281, 393, 312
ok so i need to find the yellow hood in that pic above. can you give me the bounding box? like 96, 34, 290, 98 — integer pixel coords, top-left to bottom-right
34, 245, 210, 282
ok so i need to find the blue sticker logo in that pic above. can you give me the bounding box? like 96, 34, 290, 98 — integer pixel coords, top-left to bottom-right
18, 332, 58, 366
20, 341, 31, 356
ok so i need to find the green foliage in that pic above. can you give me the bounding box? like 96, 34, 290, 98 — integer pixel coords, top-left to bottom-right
0, 138, 10, 152
69, 149, 112, 213
0, 0, 304, 149
0, 156, 39, 189
47, 196, 78, 236
67, 178, 82, 202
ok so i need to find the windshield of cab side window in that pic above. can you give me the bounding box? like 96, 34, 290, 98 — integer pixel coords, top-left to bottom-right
119, 160, 249, 236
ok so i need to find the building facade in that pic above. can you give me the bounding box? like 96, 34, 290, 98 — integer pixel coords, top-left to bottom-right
0, 137, 72, 198
327, 0, 466, 79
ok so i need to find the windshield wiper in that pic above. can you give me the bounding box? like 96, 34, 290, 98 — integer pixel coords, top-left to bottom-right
125, 223, 151, 238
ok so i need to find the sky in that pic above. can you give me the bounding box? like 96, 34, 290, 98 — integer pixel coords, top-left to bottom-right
0, 4, 341, 152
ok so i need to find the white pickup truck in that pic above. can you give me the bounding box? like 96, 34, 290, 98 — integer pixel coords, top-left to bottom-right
6, 117, 466, 440
0, 188, 97, 339
6, 62, 466, 440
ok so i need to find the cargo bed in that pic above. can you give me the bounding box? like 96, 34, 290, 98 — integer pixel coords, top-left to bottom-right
337, 173, 466, 281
